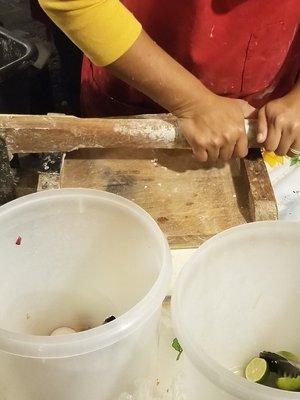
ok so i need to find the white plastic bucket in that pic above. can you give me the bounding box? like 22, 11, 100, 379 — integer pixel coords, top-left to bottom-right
0, 189, 171, 400
172, 221, 300, 400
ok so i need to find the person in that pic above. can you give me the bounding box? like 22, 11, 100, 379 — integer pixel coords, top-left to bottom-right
38, 0, 300, 162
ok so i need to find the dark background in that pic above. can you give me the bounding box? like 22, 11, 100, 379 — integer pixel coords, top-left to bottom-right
0, 0, 82, 116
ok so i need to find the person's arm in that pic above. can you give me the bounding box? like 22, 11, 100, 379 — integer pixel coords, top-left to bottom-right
258, 76, 300, 155
39, 0, 255, 162
109, 31, 255, 161
38, 0, 142, 66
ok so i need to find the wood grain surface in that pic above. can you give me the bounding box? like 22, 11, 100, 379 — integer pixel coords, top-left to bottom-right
61, 148, 277, 248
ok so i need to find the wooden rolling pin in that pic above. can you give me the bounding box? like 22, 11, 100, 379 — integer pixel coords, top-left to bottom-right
0, 113, 258, 154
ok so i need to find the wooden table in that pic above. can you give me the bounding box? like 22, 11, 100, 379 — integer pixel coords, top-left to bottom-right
0, 113, 278, 249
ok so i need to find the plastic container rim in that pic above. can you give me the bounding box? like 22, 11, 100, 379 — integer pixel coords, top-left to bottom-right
172, 221, 300, 400
0, 189, 172, 359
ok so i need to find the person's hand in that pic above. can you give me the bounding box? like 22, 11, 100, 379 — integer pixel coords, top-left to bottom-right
257, 90, 300, 156
106, 30, 256, 161
174, 94, 255, 162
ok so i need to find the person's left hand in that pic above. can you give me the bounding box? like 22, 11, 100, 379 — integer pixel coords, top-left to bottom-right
257, 90, 300, 156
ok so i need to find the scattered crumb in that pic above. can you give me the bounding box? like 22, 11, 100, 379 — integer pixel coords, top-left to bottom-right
157, 216, 169, 223
156, 378, 160, 386
158, 183, 162, 187
233, 194, 237, 198
26, 313, 31, 320
42, 155, 56, 171
151, 158, 158, 167
144, 185, 148, 189
15, 236, 22, 245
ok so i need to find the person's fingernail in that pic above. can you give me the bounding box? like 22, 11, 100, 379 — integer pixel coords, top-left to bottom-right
257, 133, 264, 143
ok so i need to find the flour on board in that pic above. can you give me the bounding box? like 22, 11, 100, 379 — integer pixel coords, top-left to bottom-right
113, 120, 176, 143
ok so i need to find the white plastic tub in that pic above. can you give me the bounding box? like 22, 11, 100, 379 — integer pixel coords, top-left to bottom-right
0, 189, 171, 400
172, 221, 300, 400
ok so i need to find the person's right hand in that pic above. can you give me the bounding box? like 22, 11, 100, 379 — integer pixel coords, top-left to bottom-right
174, 94, 256, 162
107, 30, 256, 162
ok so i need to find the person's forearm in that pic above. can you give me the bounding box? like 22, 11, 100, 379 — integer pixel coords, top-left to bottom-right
38, 0, 252, 162
108, 30, 214, 114
109, 30, 252, 162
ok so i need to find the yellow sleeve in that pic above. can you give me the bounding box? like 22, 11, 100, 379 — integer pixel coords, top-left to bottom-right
39, 0, 142, 66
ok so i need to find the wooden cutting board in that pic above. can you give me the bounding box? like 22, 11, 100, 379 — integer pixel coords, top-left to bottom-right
60, 148, 277, 249
0, 113, 278, 247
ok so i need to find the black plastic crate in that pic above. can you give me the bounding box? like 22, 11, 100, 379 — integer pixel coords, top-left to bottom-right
0, 27, 38, 83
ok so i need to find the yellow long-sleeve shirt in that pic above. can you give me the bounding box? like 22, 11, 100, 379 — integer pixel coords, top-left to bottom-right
39, 0, 142, 66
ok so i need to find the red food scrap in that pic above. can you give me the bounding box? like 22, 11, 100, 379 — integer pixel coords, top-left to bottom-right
15, 236, 22, 246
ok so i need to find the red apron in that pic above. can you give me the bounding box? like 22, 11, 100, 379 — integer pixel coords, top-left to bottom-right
81, 0, 300, 117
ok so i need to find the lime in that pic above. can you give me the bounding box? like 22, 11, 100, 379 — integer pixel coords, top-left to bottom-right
277, 351, 299, 363
245, 358, 269, 383
276, 376, 300, 391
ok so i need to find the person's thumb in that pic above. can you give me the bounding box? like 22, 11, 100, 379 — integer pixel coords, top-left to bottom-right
257, 107, 268, 143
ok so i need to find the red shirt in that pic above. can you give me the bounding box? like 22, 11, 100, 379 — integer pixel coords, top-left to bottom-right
82, 0, 300, 116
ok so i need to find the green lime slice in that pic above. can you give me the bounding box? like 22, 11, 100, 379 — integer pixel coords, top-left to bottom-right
245, 358, 269, 383
276, 376, 300, 391
277, 351, 299, 363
